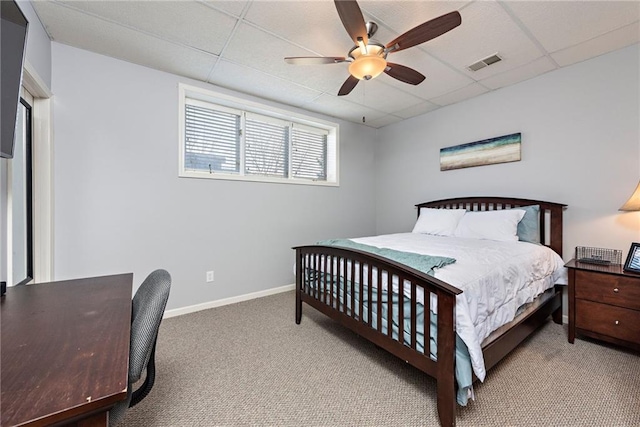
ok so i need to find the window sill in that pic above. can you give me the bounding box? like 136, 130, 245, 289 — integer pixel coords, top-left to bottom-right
178, 170, 339, 187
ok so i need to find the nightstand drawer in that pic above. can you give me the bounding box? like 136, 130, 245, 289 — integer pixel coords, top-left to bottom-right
576, 299, 640, 344
575, 270, 640, 310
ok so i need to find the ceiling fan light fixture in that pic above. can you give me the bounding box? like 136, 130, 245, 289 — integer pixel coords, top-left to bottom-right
348, 43, 387, 80
349, 54, 387, 80
285, 3, 463, 96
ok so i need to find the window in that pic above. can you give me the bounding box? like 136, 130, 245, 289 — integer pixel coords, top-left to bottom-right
179, 84, 338, 186
291, 124, 328, 181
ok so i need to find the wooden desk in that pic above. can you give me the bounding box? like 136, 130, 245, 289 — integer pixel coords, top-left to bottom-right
1, 274, 133, 427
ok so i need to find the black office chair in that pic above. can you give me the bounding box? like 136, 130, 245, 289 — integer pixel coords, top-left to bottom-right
109, 269, 171, 426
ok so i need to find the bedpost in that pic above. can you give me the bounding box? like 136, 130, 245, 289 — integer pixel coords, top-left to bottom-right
436, 290, 456, 427
295, 248, 303, 324
549, 204, 564, 257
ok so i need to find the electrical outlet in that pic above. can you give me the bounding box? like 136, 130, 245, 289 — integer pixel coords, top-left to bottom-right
206, 271, 214, 282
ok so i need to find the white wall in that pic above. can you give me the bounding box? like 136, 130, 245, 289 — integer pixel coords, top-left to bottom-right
17, 0, 52, 88
51, 43, 377, 310
375, 44, 640, 262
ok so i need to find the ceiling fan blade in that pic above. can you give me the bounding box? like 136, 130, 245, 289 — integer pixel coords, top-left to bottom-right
285, 57, 347, 65
386, 11, 461, 53
384, 63, 426, 85
334, 0, 368, 46
338, 75, 359, 96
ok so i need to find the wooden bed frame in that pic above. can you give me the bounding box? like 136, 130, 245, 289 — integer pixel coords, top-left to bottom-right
294, 197, 566, 427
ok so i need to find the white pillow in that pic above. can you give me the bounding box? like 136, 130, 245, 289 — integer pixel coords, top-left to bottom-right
454, 209, 526, 242
412, 208, 467, 236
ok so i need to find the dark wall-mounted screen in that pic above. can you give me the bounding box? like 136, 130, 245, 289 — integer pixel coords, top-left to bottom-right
1, 0, 29, 159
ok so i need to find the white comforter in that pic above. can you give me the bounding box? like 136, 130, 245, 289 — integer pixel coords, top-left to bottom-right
350, 233, 567, 382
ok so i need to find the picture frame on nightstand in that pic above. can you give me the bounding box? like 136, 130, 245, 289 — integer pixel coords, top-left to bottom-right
624, 242, 640, 273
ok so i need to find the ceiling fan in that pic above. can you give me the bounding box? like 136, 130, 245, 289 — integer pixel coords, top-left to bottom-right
285, 1, 461, 96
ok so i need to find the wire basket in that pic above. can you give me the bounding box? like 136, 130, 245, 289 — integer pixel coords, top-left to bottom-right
575, 246, 622, 265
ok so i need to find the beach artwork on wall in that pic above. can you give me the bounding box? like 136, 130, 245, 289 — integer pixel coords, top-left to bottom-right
440, 132, 521, 171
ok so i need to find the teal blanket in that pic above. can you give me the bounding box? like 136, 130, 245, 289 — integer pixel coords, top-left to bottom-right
317, 239, 456, 276
313, 239, 473, 406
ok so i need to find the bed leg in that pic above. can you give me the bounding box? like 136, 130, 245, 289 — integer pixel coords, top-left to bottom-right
552, 305, 562, 324
436, 291, 456, 427
295, 287, 302, 324
552, 285, 563, 325
436, 380, 456, 427
296, 250, 303, 325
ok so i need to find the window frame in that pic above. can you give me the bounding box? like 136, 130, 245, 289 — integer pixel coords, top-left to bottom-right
6, 93, 34, 286
179, 84, 339, 186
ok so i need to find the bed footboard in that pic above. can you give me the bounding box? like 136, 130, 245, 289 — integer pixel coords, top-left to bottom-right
294, 245, 463, 427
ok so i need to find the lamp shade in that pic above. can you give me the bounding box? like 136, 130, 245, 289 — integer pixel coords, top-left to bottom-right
348, 43, 387, 81
620, 180, 640, 211
348, 55, 386, 80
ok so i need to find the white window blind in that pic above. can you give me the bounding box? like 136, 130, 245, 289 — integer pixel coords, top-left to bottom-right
245, 113, 289, 178
179, 84, 339, 186
184, 103, 240, 173
291, 124, 328, 181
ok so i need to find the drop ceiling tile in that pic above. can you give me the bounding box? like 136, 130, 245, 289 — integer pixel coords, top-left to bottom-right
424, 1, 545, 79
479, 56, 557, 90
302, 94, 386, 125
56, 1, 237, 55
551, 22, 640, 67
381, 48, 474, 100
360, 1, 470, 40
244, 1, 349, 56
429, 83, 489, 107
222, 23, 352, 94
35, 2, 217, 81
506, 0, 640, 53
201, 0, 249, 17
362, 114, 405, 129
344, 79, 424, 114
209, 60, 323, 107
244, 1, 402, 63
394, 101, 441, 120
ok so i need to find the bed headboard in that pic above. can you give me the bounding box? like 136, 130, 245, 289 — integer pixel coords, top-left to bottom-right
416, 197, 567, 256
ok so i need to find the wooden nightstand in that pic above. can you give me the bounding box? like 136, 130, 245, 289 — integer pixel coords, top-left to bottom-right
566, 259, 640, 352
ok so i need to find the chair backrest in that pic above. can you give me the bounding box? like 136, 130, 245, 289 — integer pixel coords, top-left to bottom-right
109, 269, 171, 425
129, 269, 171, 383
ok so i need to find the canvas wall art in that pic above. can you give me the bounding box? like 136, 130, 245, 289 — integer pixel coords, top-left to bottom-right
440, 132, 521, 171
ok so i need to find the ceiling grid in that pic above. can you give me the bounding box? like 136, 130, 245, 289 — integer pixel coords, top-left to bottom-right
32, 0, 640, 128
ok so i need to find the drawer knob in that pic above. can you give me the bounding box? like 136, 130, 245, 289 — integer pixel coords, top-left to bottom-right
615, 320, 620, 325
613, 288, 619, 293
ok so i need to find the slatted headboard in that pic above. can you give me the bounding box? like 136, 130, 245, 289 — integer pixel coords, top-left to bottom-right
416, 197, 567, 256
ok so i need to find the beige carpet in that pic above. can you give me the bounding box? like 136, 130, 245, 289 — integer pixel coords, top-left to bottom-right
117, 291, 640, 426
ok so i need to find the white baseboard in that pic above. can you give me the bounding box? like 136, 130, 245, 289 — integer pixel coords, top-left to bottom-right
163, 283, 295, 319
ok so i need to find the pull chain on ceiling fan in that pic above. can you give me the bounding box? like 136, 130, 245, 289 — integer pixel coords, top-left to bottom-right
285, 0, 462, 96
